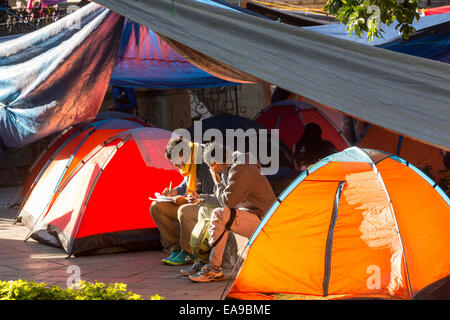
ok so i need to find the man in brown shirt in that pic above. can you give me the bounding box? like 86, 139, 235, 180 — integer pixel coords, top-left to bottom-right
188, 142, 276, 282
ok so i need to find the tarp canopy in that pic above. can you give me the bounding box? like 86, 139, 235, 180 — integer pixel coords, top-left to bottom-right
0, 4, 124, 151
110, 20, 235, 88
93, 0, 450, 151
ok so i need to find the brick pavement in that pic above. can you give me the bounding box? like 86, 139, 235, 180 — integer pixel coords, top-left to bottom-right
0, 187, 233, 300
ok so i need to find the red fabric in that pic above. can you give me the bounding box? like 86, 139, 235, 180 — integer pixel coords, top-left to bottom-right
43, 137, 182, 239
254, 104, 349, 152
424, 5, 450, 16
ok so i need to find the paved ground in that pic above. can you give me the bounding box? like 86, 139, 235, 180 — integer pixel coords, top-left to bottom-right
0, 187, 232, 300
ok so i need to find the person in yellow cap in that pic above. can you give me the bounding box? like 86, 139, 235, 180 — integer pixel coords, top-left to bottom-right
150, 136, 218, 266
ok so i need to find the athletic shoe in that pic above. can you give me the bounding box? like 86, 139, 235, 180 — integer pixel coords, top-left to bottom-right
164, 251, 195, 266
180, 258, 205, 276
188, 264, 224, 283
161, 249, 181, 265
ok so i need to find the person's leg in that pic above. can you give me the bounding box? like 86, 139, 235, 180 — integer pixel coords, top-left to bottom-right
180, 206, 215, 276
208, 208, 261, 268
189, 208, 261, 282
177, 203, 200, 255
161, 203, 200, 266
149, 201, 180, 253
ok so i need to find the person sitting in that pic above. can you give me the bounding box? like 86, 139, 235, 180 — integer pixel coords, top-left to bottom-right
293, 123, 337, 172
150, 137, 218, 266
188, 142, 276, 283
109, 86, 138, 114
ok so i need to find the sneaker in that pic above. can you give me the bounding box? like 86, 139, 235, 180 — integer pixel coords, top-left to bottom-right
188, 264, 224, 283
161, 249, 181, 265
180, 258, 205, 276
164, 251, 195, 266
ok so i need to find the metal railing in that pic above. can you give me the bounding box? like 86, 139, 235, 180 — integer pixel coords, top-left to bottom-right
0, 4, 72, 36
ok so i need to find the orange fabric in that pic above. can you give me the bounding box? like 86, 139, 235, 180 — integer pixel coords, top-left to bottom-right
21, 126, 81, 197
305, 161, 372, 182
358, 125, 399, 154
399, 138, 446, 181
377, 158, 450, 296
328, 170, 409, 298
20, 128, 94, 226
359, 125, 447, 182
228, 153, 450, 300
229, 179, 338, 297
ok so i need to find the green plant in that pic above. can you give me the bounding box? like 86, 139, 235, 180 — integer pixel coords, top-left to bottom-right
324, 0, 421, 41
0, 279, 163, 300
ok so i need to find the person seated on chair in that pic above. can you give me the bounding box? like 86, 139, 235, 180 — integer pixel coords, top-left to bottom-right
150, 136, 218, 266
293, 123, 337, 172
188, 142, 276, 283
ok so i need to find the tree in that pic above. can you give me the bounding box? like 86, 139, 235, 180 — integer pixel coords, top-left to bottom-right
324, 0, 423, 41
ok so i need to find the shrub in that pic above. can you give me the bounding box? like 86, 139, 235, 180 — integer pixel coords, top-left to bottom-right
0, 279, 164, 300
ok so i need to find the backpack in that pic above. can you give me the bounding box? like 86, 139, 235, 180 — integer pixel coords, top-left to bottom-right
190, 207, 237, 261
190, 207, 214, 261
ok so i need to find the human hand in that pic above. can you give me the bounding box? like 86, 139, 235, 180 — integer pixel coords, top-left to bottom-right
186, 190, 200, 204
162, 188, 177, 197
174, 195, 188, 205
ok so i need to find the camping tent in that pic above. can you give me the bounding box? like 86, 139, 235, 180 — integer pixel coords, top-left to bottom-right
17, 112, 150, 203
28, 127, 183, 256
226, 147, 450, 300
357, 124, 448, 186
253, 100, 350, 152
18, 119, 143, 231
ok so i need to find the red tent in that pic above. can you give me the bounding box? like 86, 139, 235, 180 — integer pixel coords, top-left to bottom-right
19, 115, 150, 202
254, 100, 350, 152
28, 127, 183, 256
18, 119, 144, 231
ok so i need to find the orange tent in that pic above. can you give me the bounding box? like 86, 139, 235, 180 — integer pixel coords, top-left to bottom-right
17, 119, 144, 231
357, 124, 448, 186
28, 128, 183, 256
226, 147, 450, 300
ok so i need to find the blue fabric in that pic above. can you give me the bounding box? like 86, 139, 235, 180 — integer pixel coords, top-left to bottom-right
0, 4, 124, 150
306, 14, 450, 62
110, 21, 234, 89
111, 87, 138, 112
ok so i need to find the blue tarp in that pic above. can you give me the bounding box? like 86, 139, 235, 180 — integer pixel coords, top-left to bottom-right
306, 13, 450, 62
0, 4, 124, 153
110, 21, 234, 89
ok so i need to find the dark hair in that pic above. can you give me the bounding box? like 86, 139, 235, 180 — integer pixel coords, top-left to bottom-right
202, 141, 233, 165
165, 137, 189, 160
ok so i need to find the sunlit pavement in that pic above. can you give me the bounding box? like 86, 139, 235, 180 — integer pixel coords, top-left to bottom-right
0, 187, 231, 300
